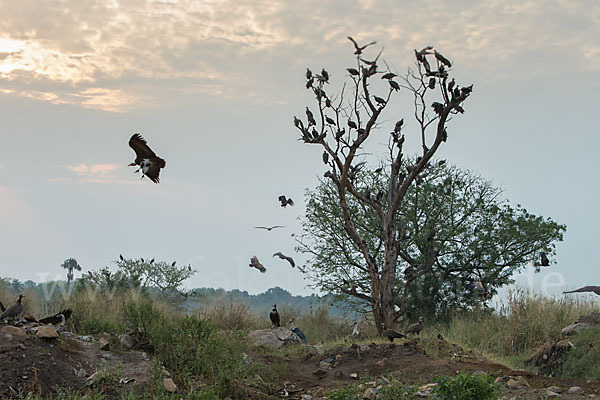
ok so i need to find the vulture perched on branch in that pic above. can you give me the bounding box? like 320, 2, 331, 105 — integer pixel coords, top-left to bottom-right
128, 133, 166, 183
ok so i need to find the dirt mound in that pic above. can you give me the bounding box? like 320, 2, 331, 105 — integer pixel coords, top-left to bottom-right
526, 339, 573, 375
0, 331, 153, 398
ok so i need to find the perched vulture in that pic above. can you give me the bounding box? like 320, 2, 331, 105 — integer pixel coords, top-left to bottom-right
405, 316, 424, 336
289, 317, 307, 344
540, 252, 550, 267
249, 256, 266, 273
128, 133, 166, 183
563, 286, 600, 296
273, 252, 295, 268
39, 309, 73, 325
269, 304, 280, 327
381, 323, 406, 342
278, 196, 294, 208
254, 225, 285, 231
0, 294, 24, 320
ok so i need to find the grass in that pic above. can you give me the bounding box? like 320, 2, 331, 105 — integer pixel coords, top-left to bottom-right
558, 327, 600, 380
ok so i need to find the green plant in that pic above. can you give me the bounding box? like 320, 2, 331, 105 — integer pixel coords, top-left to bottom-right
431, 372, 501, 400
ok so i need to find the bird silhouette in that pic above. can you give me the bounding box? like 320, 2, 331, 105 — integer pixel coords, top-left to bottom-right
278, 196, 294, 207
255, 225, 285, 231
249, 256, 266, 273
39, 309, 72, 325
289, 317, 308, 344
540, 252, 550, 267
273, 252, 295, 268
0, 294, 24, 320
405, 316, 424, 336
128, 133, 166, 183
563, 286, 600, 296
270, 304, 280, 327
347, 36, 376, 55
381, 323, 406, 342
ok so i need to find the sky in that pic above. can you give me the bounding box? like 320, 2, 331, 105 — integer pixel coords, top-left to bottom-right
0, 0, 599, 300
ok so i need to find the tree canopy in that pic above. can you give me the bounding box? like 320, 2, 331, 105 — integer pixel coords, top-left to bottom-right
296, 162, 566, 320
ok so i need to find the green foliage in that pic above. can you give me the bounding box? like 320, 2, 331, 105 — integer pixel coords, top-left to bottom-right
61, 258, 82, 284
431, 372, 501, 400
558, 327, 600, 380
326, 381, 417, 400
297, 162, 566, 320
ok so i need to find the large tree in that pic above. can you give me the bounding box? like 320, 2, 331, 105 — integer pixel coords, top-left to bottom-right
61, 257, 81, 284
296, 162, 566, 321
293, 39, 475, 331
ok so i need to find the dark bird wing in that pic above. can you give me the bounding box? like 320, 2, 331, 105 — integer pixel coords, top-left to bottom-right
564, 286, 600, 295
291, 327, 308, 344
0, 303, 23, 319
144, 158, 166, 183
0, 301, 5, 312
129, 133, 157, 160
273, 252, 295, 268
250, 256, 266, 273
39, 309, 72, 325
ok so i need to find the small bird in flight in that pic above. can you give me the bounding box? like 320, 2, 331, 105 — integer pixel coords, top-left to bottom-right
254, 225, 285, 231
128, 133, 166, 183
279, 195, 294, 207
249, 256, 266, 273
273, 252, 295, 268
347, 36, 376, 55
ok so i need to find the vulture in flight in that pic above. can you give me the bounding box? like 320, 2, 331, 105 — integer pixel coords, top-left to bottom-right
278, 195, 294, 208
128, 133, 166, 183
270, 304, 280, 328
249, 256, 266, 273
405, 316, 424, 336
563, 286, 600, 296
273, 252, 295, 268
0, 294, 24, 320
347, 36, 376, 55
254, 225, 285, 231
39, 309, 73, 325
381, 323, 406, 343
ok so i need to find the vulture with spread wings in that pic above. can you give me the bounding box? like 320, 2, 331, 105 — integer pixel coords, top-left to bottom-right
128, 133, 166, 183
273, 252, 295, 268
249, 256, 266, 273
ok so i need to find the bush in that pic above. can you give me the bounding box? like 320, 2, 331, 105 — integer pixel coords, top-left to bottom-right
431, 372, 501, 400
558, 327, 600, 380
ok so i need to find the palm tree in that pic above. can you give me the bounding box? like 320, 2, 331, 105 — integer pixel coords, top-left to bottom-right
61, 258, 81, 284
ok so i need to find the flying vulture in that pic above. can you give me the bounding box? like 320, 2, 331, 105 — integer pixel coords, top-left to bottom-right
563, 286, 600, 296
249, 256, 266, 273
540, 252, 550, 267
254, 225, 285, 231
289, 317, 307, 344
381, 323, 406, 342
278, 196, 294, 208
270, 304, 280, 328
347, 36, 376, 55
39, 309, 73, 325
273, 252, 295, 268
128, 133, 166, 183
0, 294, 24, 320
405, 316, 424, 336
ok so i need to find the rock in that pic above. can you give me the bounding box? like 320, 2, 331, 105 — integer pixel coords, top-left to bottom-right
506, 376, 529, 388
350, 373, 358, 379
36, 326, 58, 339
547, 386, 562, 394
319, 361, 333, 370
312, 368, 328, 378
301, 396, 313, 400
568, 386, 584, 394
375, 358, 386, 367
359, 344, 371, 353
362, 388, 377, 399
99, 337, 110, 350
85, 371, 104, 386
562, 322, 593, 338
314, 387, 324, 398
247, 328, 298, 349
546, 389, 560, 398
120, 333, 137, 349
163, 377, 177, 393
1, 326, 26, 337
335, 354, 342, 362
102, 353, 112, 360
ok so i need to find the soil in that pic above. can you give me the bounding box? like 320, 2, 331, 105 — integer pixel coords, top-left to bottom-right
0, 331, 153, 399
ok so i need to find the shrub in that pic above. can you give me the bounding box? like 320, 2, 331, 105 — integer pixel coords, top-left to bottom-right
431, 372, 501, 400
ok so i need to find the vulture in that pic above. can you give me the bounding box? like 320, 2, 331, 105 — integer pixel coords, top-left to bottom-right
540, 252, 550, 267
128, 133, 166, 183
0, 294, 24, 320
254, 225, 285, 231
119, 254, 124, 261
270, 304, 280, 328
249, 256, 266, 273
563, 286, 600, 296
39, 309, 73, 325
289, 317, 307, 344
347, 36, 376, 55
405, 316, 424, 336
381, 323, 406, 342
273, 252, 295, 268
278, 196, 294, 208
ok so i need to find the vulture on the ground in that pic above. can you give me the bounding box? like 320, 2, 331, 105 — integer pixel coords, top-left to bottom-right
128, 133, 166, 183
563, 286, 600, 296
249, 256, 266, 273
381, 323, 406, 342
0, 294, 24, 320
39, 309, 73, 325
273, 252, 295, 268
270, 304, 280, 328
405, 316, 424, 336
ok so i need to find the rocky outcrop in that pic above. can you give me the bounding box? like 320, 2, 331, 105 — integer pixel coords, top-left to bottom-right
247, 327, 301, 349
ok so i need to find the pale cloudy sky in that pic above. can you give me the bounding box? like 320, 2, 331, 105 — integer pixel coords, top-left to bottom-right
0, 0, 598, 298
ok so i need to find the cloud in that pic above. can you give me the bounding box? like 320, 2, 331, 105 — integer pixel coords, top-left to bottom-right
60, 163, 133, 184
